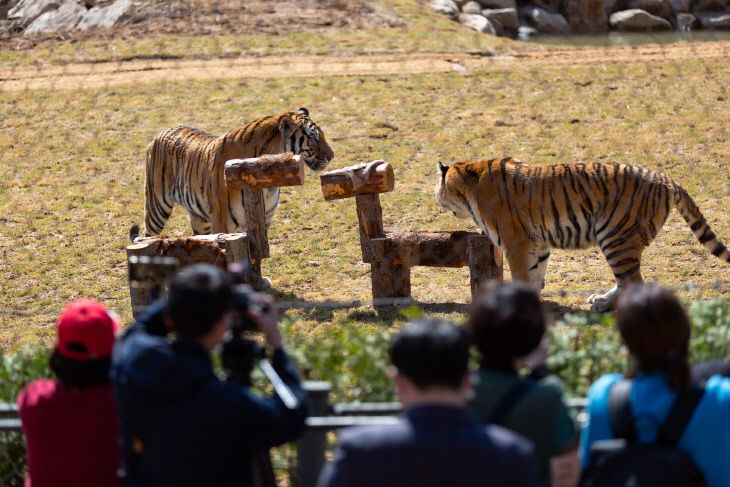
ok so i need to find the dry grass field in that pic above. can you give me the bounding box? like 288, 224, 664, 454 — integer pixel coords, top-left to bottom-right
1, 0, 729, 350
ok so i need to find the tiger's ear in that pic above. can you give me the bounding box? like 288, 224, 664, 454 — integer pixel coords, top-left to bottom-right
279, 115, 298, 137
297, 107, 309, 117
437, 161, 449, 178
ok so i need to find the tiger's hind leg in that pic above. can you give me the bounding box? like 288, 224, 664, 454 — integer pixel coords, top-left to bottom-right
588, 238, 645, 312
189, 215, 212, 236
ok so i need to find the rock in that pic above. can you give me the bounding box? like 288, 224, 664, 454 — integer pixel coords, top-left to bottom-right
604, 0, 619, 15
626, 0, 673, 18
8, 0, 59, 25
462, 0, 483, 13
482, 7, 519, 29
672, 0, 692, 12
609, 8, 673, 30
77, 0, 130, 30
562, 0, 609, 32
476, 0, 516, 9
521, 6, 571, 33
430, 0, 460, 19
24, 0, 84, 33
691, 0, 728, 12
517, 22, 539, 38
696, 11, 730, 28
532, 0, 562, 13
458, 12, 498, 33
676, 12, 698, 28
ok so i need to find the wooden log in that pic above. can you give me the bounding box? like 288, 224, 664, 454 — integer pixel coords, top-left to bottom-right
380, 231, 474, 268
242, 186, 270, 260
370, 237, 411, 300
125, 233, 254, 317
468, 234, 503, 298
225, 153, 305, 190
320, 161, 394, 201
355, 194, 385, 264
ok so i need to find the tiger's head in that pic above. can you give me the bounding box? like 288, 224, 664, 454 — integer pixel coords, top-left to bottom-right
435, 161, 472, 220
280, 108, 334, 171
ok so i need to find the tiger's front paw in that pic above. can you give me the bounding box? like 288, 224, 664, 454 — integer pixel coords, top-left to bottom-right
588, 286, 618, 312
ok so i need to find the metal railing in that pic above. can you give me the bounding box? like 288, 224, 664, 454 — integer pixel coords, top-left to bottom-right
0, 382, 588, 487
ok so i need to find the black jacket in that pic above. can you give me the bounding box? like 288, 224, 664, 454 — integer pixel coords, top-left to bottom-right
111, 301, 307, 487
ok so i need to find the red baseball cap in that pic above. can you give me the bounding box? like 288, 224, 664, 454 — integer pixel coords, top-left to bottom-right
56, 299, 120, 360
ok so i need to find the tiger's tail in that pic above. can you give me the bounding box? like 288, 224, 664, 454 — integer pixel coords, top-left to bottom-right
674, 184, 730, 264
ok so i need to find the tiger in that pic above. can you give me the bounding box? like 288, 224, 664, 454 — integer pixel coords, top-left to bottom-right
132, 108, 334, 240
435, 157, 730, 312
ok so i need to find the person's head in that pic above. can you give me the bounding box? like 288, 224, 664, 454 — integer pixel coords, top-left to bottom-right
467, 281, 546, 365
50, 299, 119, 389
615, 283, 691, 390
166, 264, 234, 344
388, 319, 470, 407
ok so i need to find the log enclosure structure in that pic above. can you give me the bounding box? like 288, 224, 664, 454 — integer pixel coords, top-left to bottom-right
320, 160, 503, 301
126, 153, 304, 317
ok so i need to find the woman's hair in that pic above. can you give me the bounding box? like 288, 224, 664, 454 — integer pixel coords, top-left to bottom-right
467, 280, 546, 362
49, 348, 111, 389
615, 283, 691, 390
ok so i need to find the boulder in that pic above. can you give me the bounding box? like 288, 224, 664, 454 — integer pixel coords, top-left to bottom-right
7, 0, 59, 25
430, 0, 460, 19
532, 0, 562, 13
24, 0, 84, 33
696, 11, 730, 28
672, 0, 692, 12
521, 6, 571, 33
77, 0, 130, 29
476, 0, 517, 7
609, 8, 673, 29
462, 0, 483, 13
562, 0, 609, 32
626, 0, 673, 18
676, 12, 699, 28
518, 22, 539, 38
458, 12, 498, 33
483, 7, 519, 29
604, 0, 620, 15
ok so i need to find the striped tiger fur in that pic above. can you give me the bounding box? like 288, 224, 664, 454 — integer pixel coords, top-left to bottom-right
435, 157, 730, 311
135, 108, 334, 239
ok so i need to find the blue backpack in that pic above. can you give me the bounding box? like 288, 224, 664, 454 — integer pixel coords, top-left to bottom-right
580, 380, 706, 487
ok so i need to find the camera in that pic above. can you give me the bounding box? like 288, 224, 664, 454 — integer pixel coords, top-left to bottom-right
228, 262, 269, 335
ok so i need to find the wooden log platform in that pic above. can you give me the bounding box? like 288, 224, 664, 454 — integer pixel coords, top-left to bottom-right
224, 153, 305, 189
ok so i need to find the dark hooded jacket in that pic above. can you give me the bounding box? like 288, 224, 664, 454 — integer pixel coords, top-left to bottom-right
111, 301, 307, 487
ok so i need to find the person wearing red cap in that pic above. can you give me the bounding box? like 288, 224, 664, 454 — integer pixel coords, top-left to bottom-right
17, 299, 122, 487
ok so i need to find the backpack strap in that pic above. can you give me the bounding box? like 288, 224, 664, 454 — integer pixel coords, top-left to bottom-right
608, 379, 638, 443
488, 379, 535, 426
656, 383, 705, 447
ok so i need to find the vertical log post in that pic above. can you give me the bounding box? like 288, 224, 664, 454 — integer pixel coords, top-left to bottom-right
355, 194, 385, 263
468, 234, 503, 298
241, 186, 270, 261
370, 237, 411, 301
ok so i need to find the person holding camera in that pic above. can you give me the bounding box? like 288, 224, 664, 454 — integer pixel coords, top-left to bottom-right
111, 263, 308, 487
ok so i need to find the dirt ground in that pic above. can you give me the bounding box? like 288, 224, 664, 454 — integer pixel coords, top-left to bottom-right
0, 0, 404, 50
2, 40, 730, 90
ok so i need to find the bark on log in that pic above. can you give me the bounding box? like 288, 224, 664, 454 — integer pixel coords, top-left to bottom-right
380, 231, 474, 268
468, 234, 503, 298
370, 237, 411, 300
242, 186, 270, 260
320, 161, 394, 201
225, 153, 305, 190
355, 194, 385, 264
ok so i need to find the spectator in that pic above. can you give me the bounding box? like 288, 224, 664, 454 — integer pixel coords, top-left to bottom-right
467, 281, 580, 487
17, 299, 122, 487
580, 283, 730, 487
111, 263, 307, 487
317, 319, 539, 487
692, 358, 730, 383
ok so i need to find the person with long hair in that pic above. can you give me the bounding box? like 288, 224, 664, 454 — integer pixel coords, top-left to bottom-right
580, 284, 730, 487
17, 299, 122, 487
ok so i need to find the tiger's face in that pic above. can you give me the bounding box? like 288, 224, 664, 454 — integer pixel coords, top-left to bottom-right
289, 108, 334, 171
435, 161, 472, 220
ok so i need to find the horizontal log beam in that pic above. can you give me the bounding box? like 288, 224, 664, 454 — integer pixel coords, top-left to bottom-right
320, 160, 394, 201
375, 231, 477, 268
225, 153, 305, 189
